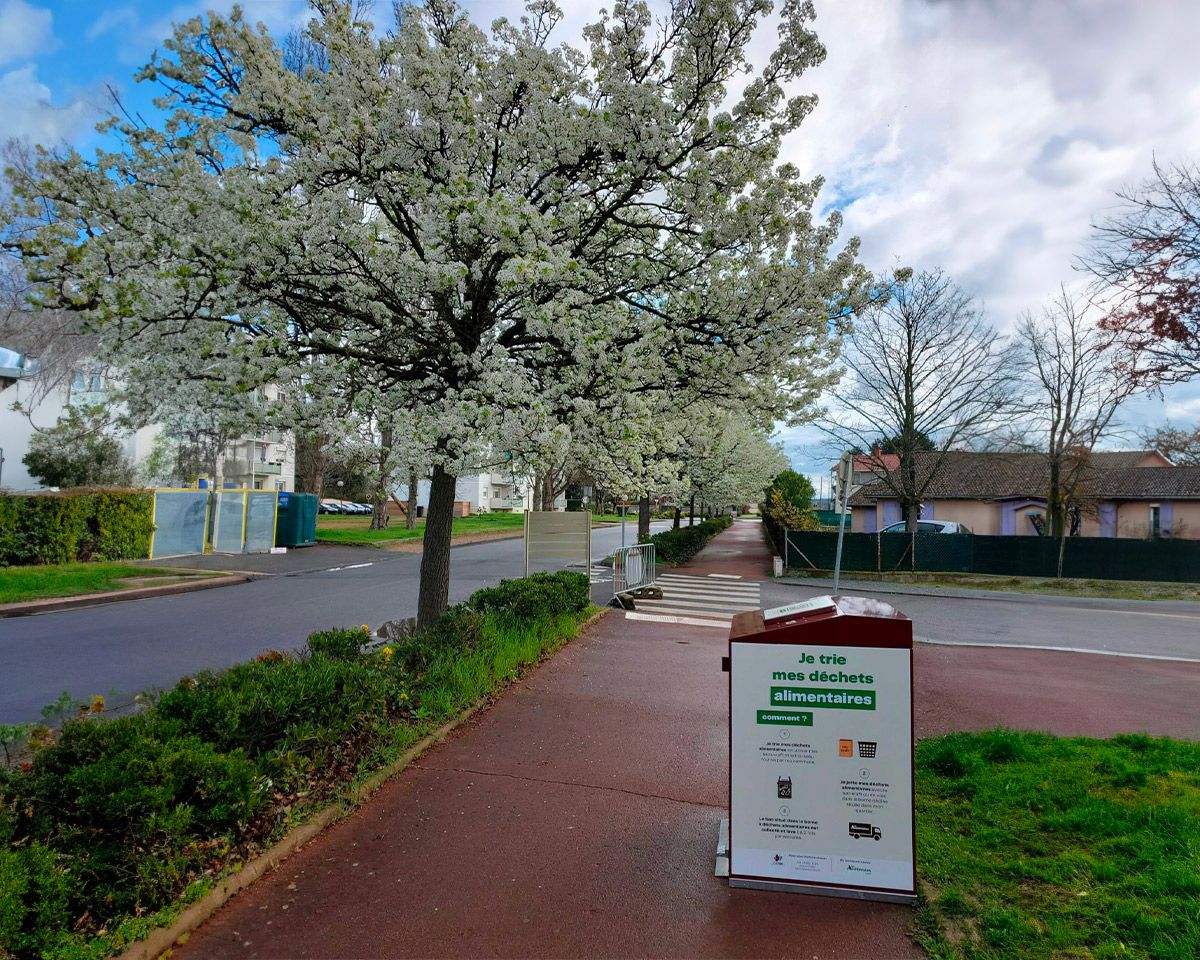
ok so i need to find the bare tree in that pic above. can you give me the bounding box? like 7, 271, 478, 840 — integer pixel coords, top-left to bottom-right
1017, 288, 1139, 541
1139, 423, 1200, 465
824, 269, 1022, 531
1084, 158, 1200, 385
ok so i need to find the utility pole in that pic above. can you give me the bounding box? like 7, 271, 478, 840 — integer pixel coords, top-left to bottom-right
832, 455, 852, 594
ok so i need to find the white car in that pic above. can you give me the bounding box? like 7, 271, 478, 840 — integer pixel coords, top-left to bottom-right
880, 519, 972, 534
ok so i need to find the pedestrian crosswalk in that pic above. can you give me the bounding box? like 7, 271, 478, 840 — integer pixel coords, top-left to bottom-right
631, 572, 762, 625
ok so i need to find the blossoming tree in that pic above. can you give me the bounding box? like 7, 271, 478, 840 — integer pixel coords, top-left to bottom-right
5, 0, 865, 627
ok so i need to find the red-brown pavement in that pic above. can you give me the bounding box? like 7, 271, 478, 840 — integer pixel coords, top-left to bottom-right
177, 519, 1198, 960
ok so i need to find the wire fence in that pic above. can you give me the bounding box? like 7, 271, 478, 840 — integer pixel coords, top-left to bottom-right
783, 530, 1200, 583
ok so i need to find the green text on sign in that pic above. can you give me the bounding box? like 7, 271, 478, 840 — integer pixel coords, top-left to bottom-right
756, 709, 814, 726
770, 686, 876, 710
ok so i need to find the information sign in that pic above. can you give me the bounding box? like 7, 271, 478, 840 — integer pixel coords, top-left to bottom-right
727, 597, 916, 902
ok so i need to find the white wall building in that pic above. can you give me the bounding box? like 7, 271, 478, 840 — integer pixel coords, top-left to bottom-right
393, 471, 566, 514
0, 350, 294, 492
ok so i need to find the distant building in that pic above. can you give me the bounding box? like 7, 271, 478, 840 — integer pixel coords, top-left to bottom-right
845, 449, 1200, 538
0, 349, 294, 492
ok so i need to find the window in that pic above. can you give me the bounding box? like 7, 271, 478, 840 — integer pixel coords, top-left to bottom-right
1150, 505, 1161, 538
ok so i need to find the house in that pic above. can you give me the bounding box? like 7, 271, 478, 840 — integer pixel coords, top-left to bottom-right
846, 449, 1200, 539
0, 348, 295, 492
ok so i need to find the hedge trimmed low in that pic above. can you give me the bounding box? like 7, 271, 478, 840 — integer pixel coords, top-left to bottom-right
0, 490, 155, 566
649, 515, 733, 565
0, 571, 592, 960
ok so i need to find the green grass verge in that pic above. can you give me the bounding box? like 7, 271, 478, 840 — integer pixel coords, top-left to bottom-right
316, 512, 527, 543
787, 570, 1200, 601
0, 563, 200, 605
915, 729, 1200, 960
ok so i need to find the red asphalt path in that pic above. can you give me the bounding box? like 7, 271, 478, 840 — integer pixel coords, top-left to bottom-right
178, 520, 1199, 959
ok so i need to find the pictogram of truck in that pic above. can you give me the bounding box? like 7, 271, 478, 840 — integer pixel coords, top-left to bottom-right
848, 821, 881, 840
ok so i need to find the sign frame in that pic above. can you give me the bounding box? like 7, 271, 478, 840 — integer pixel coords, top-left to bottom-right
726, 597, 917, 903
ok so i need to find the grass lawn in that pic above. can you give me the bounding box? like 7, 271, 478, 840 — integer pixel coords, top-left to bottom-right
788, 569, 1200, 601
915, 730, 1200, 960
0, 563, 209, 604
317, 512, 527, 543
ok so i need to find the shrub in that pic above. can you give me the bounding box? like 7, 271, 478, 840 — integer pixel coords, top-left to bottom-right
649, 515, 732, 565
307, 625, 372, 660
469, 571, 590, 621
0, 490, 155, 566
155, 655, 395, 770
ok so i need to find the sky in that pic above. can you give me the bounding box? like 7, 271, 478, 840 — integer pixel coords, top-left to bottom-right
2, 0, 1199, 489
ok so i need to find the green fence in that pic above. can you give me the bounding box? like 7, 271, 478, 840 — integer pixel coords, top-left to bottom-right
782, 531, 1200, 583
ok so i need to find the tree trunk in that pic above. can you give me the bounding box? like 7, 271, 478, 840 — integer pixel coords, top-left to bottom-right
1057, 529, 1067, 579
1047, 459, 1063, 538
369, 425, 393, 530
689, 492, 696, 527
405, 468, 418, 530
672, 506, 681, 530
638, 493, 651, 542
417, 466, 456, 630
532, 472, 543, 511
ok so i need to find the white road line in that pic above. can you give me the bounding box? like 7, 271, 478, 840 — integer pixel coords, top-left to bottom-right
707, 574, 743, 579
916, 636, 1200, 664
654, 587, 761, 602
325, 562, 375, 572
1075, 608, 1200, 622
625, 612, 730, 629
656, 579, 761, 595
641, 598, 755, 613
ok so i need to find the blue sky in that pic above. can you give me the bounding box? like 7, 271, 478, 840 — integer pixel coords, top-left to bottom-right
3, 0, 1199, 486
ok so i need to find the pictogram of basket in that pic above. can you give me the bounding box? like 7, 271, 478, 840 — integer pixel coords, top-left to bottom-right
857, 741, 877, 758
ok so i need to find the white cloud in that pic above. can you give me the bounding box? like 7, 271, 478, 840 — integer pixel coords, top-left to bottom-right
86, 7, 138, 42
0, 64, 98, 145
0, 0, 54, 65
790, 0, 1200, 328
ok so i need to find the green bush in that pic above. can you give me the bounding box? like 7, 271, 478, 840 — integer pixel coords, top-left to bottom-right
469, 571, 590, 621
649, 516, 732, 565
306, 625, 373, 660
0, 572, 595, 958
0, 490, 154, 566
155, 654, 396, 772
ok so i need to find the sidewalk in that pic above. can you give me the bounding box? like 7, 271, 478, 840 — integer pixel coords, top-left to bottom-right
176, 521, 921, 960
173, 518, 1200, 959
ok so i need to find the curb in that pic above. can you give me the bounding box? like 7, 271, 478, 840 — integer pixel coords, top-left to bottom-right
115, 605, 609, 960
774, 576, 1200, 612
0, 573, 254, 619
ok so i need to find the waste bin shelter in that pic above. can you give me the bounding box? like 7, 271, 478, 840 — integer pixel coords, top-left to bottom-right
727, 594, 915, 902
275, 491, 319, 548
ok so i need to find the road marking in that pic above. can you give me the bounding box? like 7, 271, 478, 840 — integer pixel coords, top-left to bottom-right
708, 573, 743, 579
626, 612, 729, 629
641, 575, 762, 622
324, 562, 375, 572
1075, 608, 1200, 622
916, 636, 1200, 664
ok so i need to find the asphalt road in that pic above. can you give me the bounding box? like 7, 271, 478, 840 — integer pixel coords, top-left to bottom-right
0, 520, 672, 723
4, 519, 1199, 722
760, 580, 1200, 661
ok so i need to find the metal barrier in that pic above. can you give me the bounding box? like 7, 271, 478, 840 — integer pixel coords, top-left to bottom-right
613, 543, 657, 596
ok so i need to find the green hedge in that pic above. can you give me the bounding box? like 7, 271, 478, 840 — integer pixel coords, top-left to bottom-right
0, 571, 593, 959
649, 515, 733, 565
0, 491, 155, 566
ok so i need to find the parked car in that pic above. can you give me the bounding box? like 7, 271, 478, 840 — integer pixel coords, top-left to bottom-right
319, 500, 345, 514
880, 519, 972, 534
